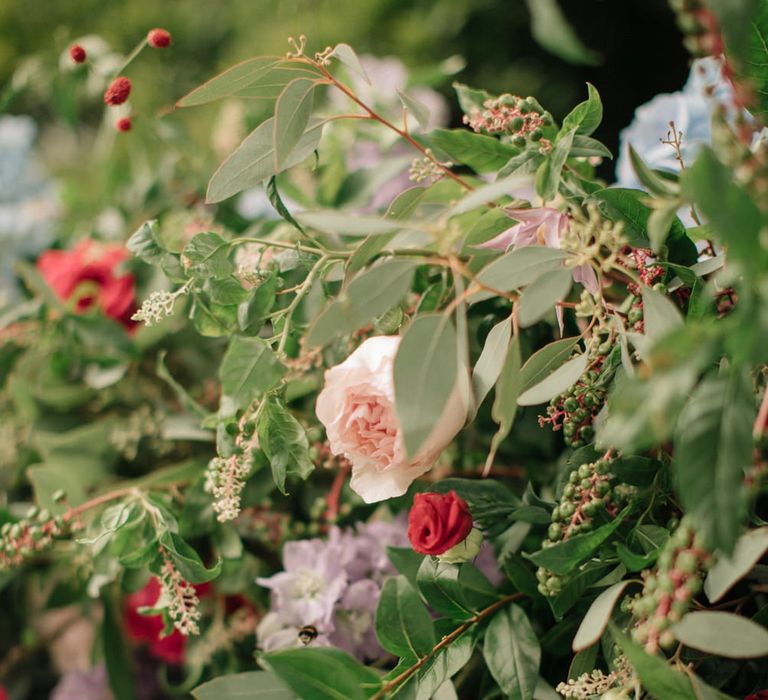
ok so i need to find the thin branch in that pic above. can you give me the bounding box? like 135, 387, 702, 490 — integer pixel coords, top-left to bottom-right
371, 592, 523, 699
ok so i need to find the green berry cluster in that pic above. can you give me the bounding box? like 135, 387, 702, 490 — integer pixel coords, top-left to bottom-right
536, 453, 617, 597
539, 331, 614, 447
625, 517, 712, 653
0, 506, 72, 569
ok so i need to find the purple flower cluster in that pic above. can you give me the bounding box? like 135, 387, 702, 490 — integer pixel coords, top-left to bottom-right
256, 519, 409, 660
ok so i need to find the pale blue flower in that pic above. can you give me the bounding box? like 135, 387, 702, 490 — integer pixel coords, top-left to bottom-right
0, 115, 57, 305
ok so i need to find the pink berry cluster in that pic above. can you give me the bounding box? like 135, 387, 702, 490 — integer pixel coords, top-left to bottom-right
668, 0, 724, 57
626, 517, 712, 653
0, 507, 76, 569
463, 94, 552, 149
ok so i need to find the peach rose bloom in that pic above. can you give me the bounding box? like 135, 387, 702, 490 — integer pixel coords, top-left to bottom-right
316, 336, 467, 503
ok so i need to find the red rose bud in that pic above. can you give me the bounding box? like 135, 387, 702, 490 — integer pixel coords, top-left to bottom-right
745, 693, 768, 700
408, 491, 473, 556
116, 117, 132, 132
103, 76, 131, 106
69, 44, 87, 63
147, 28, 172, 48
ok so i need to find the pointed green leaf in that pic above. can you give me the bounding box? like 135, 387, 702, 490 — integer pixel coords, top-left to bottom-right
273, 78, 317, 170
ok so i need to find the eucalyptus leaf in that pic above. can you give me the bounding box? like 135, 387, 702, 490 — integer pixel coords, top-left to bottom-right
673, 611, 768, 658
705, 527, 768, 603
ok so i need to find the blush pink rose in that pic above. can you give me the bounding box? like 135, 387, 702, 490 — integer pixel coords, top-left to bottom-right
315, 336, 468, 503
481, 207, 599, 295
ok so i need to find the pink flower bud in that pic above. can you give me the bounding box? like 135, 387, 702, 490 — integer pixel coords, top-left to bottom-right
147, 28, 172, 48
104, 76, 132, 106
69, 44, 87, 64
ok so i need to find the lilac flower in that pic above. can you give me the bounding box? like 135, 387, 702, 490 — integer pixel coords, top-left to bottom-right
256, 519, 408, 660
256, 537, 349, 632
51, 666, 113, 700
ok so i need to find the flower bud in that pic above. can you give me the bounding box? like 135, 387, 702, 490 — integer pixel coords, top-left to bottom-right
69, 44, 87, 63
116, 117, 132, 132
437, 528, 483, 564
104, 77, 132, 106
147, 28, 172, 48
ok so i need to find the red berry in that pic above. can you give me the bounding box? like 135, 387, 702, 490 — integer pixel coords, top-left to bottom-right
116, 117, 132, 132
147, 28, 172, 48
69, 44, 87, 64
104, 77, 132, 106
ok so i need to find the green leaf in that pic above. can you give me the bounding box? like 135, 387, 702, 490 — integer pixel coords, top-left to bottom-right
387, 547, 425, 589
681, 147, 765, 270
648, 201, 681, 253
519, 336, 580, 392
517, 267, 572, 328
486, 335, 522, 472
219, 336, 285, 411
398, 90, 431, 130
549, 561, 614, 619
206, 276, 249, 306
569, 135, 612, 159
394, 314, 462, 459
421, 128, 520, 174
562, 83, 603, 136
238, 274, 278, 336
464, 207, 515, 247
642, 286, 683, 342
308, 259, 417, 347
207, 118, 324, 203
257, 397, 314, 494
525, 507, 630, 575
416, 559, 497, 620
572, 581, 630, 651
517, 353, 587, 406
127, 219, 165, 263
375, 575, 436, 658
273, 78, 317, 170
629, 146, 679, 197
612, 626, 698, 700
472, 316, 512, 409
331, 43, 370, 83
525, 0, 601, 65
594, 187, 697, 265
535, 128, 575, 202
453, 82, 493, 116
266, 176, 305, 233
742, 2, 768, 121
177, 57, 322, 107
450, 174, 530, 215
674, 373, 753, 553
597, 365, 699, 452
192, 671, 294, 699
102, 589, 136, 700
473, 246, 570, 301
393, 633, 475, 700
184, 232, 234, 279
265, 647, 382, 700
159, 531, 222, 583
705, 527, 768, 603
297, 210, 415, 235
483, 605, 541, 700
708, 0, 761, 68
672, 611, 768, 658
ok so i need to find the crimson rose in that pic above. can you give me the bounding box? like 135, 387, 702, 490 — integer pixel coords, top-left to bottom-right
408, 491, 473, 555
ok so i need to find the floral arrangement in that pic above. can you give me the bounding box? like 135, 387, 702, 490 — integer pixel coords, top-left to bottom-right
2, 2, 768, 699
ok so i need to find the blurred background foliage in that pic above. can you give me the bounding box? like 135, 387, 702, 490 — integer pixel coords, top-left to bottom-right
0, 0, 689, 231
